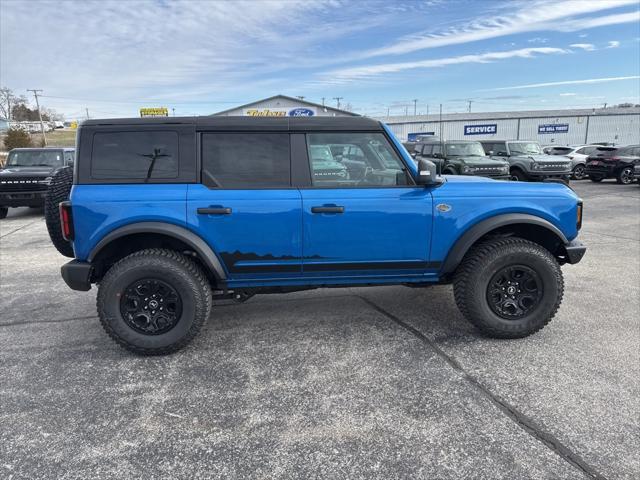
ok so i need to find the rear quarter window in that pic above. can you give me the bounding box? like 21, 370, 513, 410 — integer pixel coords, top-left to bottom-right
91, 131, 179, 180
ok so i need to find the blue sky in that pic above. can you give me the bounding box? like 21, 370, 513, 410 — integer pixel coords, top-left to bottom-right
1, 0, 639, 119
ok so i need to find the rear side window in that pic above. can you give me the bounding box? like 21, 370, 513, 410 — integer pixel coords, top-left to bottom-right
201, 133, 290, 188
91, 131, 178, 179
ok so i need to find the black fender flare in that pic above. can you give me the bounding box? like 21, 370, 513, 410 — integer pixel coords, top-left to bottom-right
88, 222, 227, 281
440, 213, 568, 275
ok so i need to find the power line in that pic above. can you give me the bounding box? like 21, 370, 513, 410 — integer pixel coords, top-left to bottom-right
333, 97, 343, 109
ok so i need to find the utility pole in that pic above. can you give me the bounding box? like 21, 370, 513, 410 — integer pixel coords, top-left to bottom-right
404, 106, 408, 116
467, 100, 473, 113
412, 99, 418, 116
333, 97, 343, 109
439, 104, 443, 139
296, 96, 305, 100
85, 108, 90, 120
172, 108, 176, 116
321, 97, 325, 106
27, 89, 46, 146
426, 104, 429, 117
387, 107, 390, 117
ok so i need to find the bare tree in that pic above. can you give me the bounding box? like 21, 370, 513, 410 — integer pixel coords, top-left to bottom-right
0, 87, 27, 121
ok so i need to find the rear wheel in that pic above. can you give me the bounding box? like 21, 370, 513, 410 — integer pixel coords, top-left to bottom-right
572, 164, 586, 180
97, 249, 212, 355
453, 237, 563, 338
0, 207, 8, 219
589, 175, 604, 182
44, 166, 74, 257
616, 166, 634, 185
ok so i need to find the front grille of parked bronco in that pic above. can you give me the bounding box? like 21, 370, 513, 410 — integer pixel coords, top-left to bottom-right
0, 177, 48, 192
540, 163, 569, 171
475, 167, 504, 174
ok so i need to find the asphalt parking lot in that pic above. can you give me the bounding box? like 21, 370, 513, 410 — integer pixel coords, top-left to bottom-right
1, 180, 638, 479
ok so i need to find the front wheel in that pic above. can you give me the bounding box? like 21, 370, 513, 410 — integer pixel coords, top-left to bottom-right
616, 166, 634, 185
97, 249, 212, 355
453, 237, 563, 338
510, 169, 528, 182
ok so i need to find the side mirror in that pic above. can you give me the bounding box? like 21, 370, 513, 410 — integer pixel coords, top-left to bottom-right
416, 159, 438, 185
488, 150, 494, 156
432, 152, 443, 159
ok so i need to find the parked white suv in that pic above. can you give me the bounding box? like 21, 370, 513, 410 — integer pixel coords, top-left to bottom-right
547, 145, 600, 180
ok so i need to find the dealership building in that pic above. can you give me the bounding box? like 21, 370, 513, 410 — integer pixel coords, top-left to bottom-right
212, 95, 358, 117
378, 107, 640, 145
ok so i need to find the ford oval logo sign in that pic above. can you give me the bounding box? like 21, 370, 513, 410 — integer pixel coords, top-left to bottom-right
288, 108, 315, 117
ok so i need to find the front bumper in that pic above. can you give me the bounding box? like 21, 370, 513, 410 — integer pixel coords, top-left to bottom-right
562, 239, 586, 265
527, 171, 572, 179
0, 190, 46, 207
61, 260, 92, 291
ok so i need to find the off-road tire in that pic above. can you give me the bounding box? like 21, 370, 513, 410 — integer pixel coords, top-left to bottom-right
0, 207, 7, 219
97, 249, 212, 355
453, 237, 564, 338
616, 166, 634, 185
510, 169, 528, 182
589, 175, 603, 182
44, 166, 74, 257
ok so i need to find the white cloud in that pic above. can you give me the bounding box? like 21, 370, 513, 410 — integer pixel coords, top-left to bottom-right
607, 40, 621, 48
359, 0, 637, 59
570, 43, 595, 51
482, 76, 640, 91
559, 93, 577, 96
320, 47, 568, 84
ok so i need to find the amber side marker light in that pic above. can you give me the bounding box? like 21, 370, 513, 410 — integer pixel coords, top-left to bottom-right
576, 202, 583, 230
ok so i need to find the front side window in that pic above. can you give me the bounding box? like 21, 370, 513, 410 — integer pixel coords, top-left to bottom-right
306, 132, 408, 187
446, 142, 486, 157
7, 150, 64, 167
201, 133, 290, 188
508, 142, 543, 155
91, 131, 178, 180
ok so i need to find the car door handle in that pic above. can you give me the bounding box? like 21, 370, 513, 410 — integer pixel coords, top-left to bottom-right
311, 206, 344, 214
197, 207, 232, 215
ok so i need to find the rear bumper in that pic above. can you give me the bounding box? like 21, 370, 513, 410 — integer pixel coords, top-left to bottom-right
0, 191, 46, 207
563, 239, 586, 265
61, 260, 92, 291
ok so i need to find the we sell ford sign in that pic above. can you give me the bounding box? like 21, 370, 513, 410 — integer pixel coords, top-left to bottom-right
464, 124, 497, 135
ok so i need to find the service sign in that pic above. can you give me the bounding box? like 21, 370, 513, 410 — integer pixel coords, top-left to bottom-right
464, 124, 497, 135
243, 107, 316, 117
538, 124, 569, 134
140, 107, 169, 117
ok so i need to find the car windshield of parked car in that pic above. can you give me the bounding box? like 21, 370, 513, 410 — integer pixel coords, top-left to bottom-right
508, 142, 542, 155
6, 150, 64, 167
445, 143, 486, 157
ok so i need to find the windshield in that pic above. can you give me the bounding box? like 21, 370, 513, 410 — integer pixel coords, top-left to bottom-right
6, 150, 64, 167
445, 142, 485, 157
508, 142, 542, 155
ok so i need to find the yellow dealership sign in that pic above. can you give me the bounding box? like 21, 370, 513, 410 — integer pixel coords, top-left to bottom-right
243, 108, 288, 117
140, 107, 169, 117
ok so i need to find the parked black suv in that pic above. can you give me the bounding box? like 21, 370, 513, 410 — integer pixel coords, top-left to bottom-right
414, 140, 510, 179
0, 148, 75, 218
585, 145, 640, 184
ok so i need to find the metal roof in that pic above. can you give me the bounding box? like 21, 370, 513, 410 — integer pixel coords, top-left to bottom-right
211, 94, 360, 117
379, 107, 640, 124
81, 116, 382, 131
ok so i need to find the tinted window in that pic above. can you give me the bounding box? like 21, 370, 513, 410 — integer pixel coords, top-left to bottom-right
306, 132, 408, 187
91, 131, 178, 179
7, 150, 64, 167
201, 133, 290, 188
431, 144, 442, 156
550, 147, 572, 155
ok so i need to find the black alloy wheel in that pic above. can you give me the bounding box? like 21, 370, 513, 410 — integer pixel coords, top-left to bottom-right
486, 265, 543, 319
572, 164, 586, 180
120, 278, 183, 335
617, 167, 634, 185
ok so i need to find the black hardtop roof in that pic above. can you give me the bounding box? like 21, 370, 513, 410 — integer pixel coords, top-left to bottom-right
81, 116, 384, 131
421, 139, 481, 144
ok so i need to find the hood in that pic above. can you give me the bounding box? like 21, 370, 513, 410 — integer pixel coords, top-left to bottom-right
453, 156, 508, 167
0, 166, 57, 177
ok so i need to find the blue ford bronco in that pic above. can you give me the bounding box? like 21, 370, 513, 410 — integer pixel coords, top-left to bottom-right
48, 116, 586, 355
